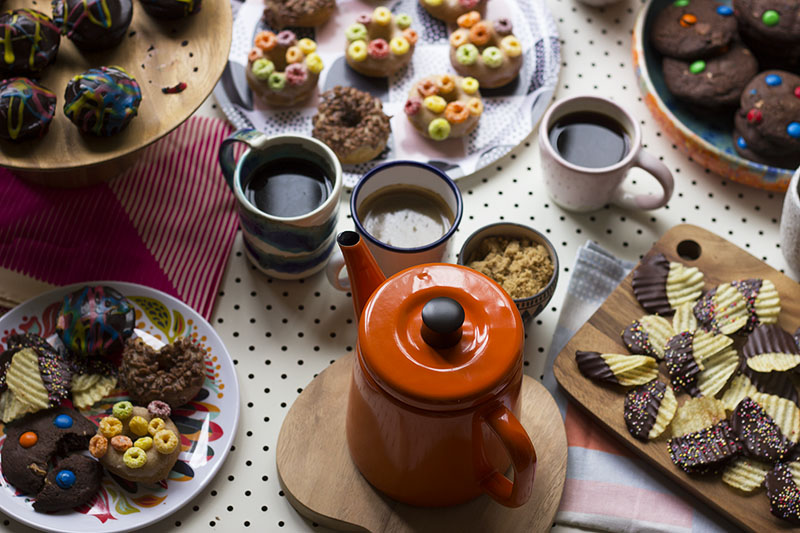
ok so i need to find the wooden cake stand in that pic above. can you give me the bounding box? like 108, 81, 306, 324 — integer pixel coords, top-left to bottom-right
276, 353, 568, 532
0, 0, 232, 188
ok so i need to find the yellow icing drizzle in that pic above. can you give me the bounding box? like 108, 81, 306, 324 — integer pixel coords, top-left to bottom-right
8, 97, 23, 140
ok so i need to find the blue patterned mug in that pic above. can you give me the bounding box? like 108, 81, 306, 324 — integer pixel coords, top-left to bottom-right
219, 130, 343, 279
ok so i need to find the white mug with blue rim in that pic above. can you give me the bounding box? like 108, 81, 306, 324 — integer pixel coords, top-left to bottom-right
326, 161, 463, 289
219, 130, 343, 279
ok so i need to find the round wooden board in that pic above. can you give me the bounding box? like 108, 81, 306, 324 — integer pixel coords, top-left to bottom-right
276, 353, 568, 533
0, 0, 231, 176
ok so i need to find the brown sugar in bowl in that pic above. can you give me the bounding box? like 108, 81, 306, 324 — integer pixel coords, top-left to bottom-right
458, 222, 559, 323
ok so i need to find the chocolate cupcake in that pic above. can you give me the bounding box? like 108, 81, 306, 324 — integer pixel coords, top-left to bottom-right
139, 0, 201, 19
0, 9, 60, 78
63, 66, 142, 136
0, 78, 57, 142
52, 0, 133, 51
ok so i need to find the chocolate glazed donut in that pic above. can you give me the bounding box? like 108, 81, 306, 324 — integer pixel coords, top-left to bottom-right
120, 337, 206, 409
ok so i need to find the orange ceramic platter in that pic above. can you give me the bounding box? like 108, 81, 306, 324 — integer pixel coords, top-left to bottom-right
554, 224, 800, 533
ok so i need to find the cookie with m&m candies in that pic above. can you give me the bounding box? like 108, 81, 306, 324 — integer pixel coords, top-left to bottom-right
651, 0, 738, 60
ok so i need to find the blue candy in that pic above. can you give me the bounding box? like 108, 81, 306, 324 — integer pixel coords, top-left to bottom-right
716, 5, 733, 16
737, 137, 747, 149
765, 74, 782, 86
788, 122, 800, 138
55, 470, 76, 490
53, 414, 73, 429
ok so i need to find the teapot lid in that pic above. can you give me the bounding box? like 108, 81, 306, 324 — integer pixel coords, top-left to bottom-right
358, 263, 524, 411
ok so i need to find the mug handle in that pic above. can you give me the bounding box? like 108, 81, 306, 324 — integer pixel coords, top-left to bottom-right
218, 129, 271, 190
611, 149, 675, 210
473, 404, 536, 508
325, 249, 350, 291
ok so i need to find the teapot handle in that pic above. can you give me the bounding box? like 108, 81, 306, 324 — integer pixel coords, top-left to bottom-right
473, 404, 536, 508
218, 128, 270, 190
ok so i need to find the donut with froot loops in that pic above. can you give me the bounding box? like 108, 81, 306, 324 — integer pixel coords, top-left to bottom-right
405, 74, 483, 141
419, 0, 487, 24
449, 12, 523, 89
345, 7, 418, 78
246, 29, 324, 108
262, 0, 335, 29
97, 405, 182, 484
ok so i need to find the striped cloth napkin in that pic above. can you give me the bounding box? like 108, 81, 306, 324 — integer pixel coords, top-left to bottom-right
0, 116, 238, 320
543, 242, 737, 533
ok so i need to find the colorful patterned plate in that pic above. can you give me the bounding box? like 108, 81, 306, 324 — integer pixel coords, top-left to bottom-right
633, 0, 795, 192
0, 282, 240, 533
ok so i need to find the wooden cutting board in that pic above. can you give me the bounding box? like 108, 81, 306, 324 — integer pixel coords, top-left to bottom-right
276, 353, 568, 533
554, 224, 800, 533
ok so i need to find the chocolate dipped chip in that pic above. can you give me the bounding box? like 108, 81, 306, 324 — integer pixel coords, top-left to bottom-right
731, 397, 793, 462
0, 9, 60, 78
693, 282, 750, 334
668, 421, 742, 474
664, 331, 702, 396
621, 315, 674, 359
739, 357, 799, 406
624, 380, 677, 441
632, 253, 704, 316
765, 463, 800, 525
52, 0, 133, 51
743, 323, 800, 373
576, 351, 659, 387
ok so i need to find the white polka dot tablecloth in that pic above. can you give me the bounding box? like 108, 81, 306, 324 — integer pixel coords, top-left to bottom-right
1, 0, 795, 532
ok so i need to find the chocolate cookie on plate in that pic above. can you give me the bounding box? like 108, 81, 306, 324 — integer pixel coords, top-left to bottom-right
733, 0, 800, 68
662, 40, 758, 107
734, 70, 800, 167
651, 0, 738, 60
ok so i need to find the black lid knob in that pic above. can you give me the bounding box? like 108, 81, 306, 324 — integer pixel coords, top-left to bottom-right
421, 297, 464, 349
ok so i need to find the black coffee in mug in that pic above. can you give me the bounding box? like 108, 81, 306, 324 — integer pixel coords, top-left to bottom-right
244, 157, 332, 218
548, 111, 631, 169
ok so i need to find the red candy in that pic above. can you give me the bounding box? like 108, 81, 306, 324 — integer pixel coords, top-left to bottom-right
795, 86, 800, 99
747, 109, 763, 123
285, 63, 308, 85
459, 0, 480, 7
404, 98, 421, 115
367, 39, 389, 59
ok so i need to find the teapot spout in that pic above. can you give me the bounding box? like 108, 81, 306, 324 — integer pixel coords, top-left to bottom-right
337, 231, 386, 319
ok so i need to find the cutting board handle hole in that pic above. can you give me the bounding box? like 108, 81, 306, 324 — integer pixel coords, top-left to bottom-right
676, 240, 701, 261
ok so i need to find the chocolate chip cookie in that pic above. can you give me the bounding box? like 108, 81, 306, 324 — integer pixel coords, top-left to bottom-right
651, 0, 738, 59
662, 40, 758, 107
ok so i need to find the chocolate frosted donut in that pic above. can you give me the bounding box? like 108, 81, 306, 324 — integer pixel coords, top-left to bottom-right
120, 337, 206, 408
52, 0, 133, 51
63, 66, 142, 136
312, 86, 391, 165
262, 0, 334, 29
140, 0, 201, 19
0, 78, 57, 142
0, 9, 60, 78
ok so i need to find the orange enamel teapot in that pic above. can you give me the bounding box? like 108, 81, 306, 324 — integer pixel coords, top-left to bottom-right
338, 230, 536, 508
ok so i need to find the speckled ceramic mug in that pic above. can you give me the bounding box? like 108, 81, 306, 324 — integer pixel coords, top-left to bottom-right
780, 166, 800, 273
539, 95, 674, 212
219, 130, 343, 280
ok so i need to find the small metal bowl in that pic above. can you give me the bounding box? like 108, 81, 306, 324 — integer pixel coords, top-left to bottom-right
457, 222, 559, 323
